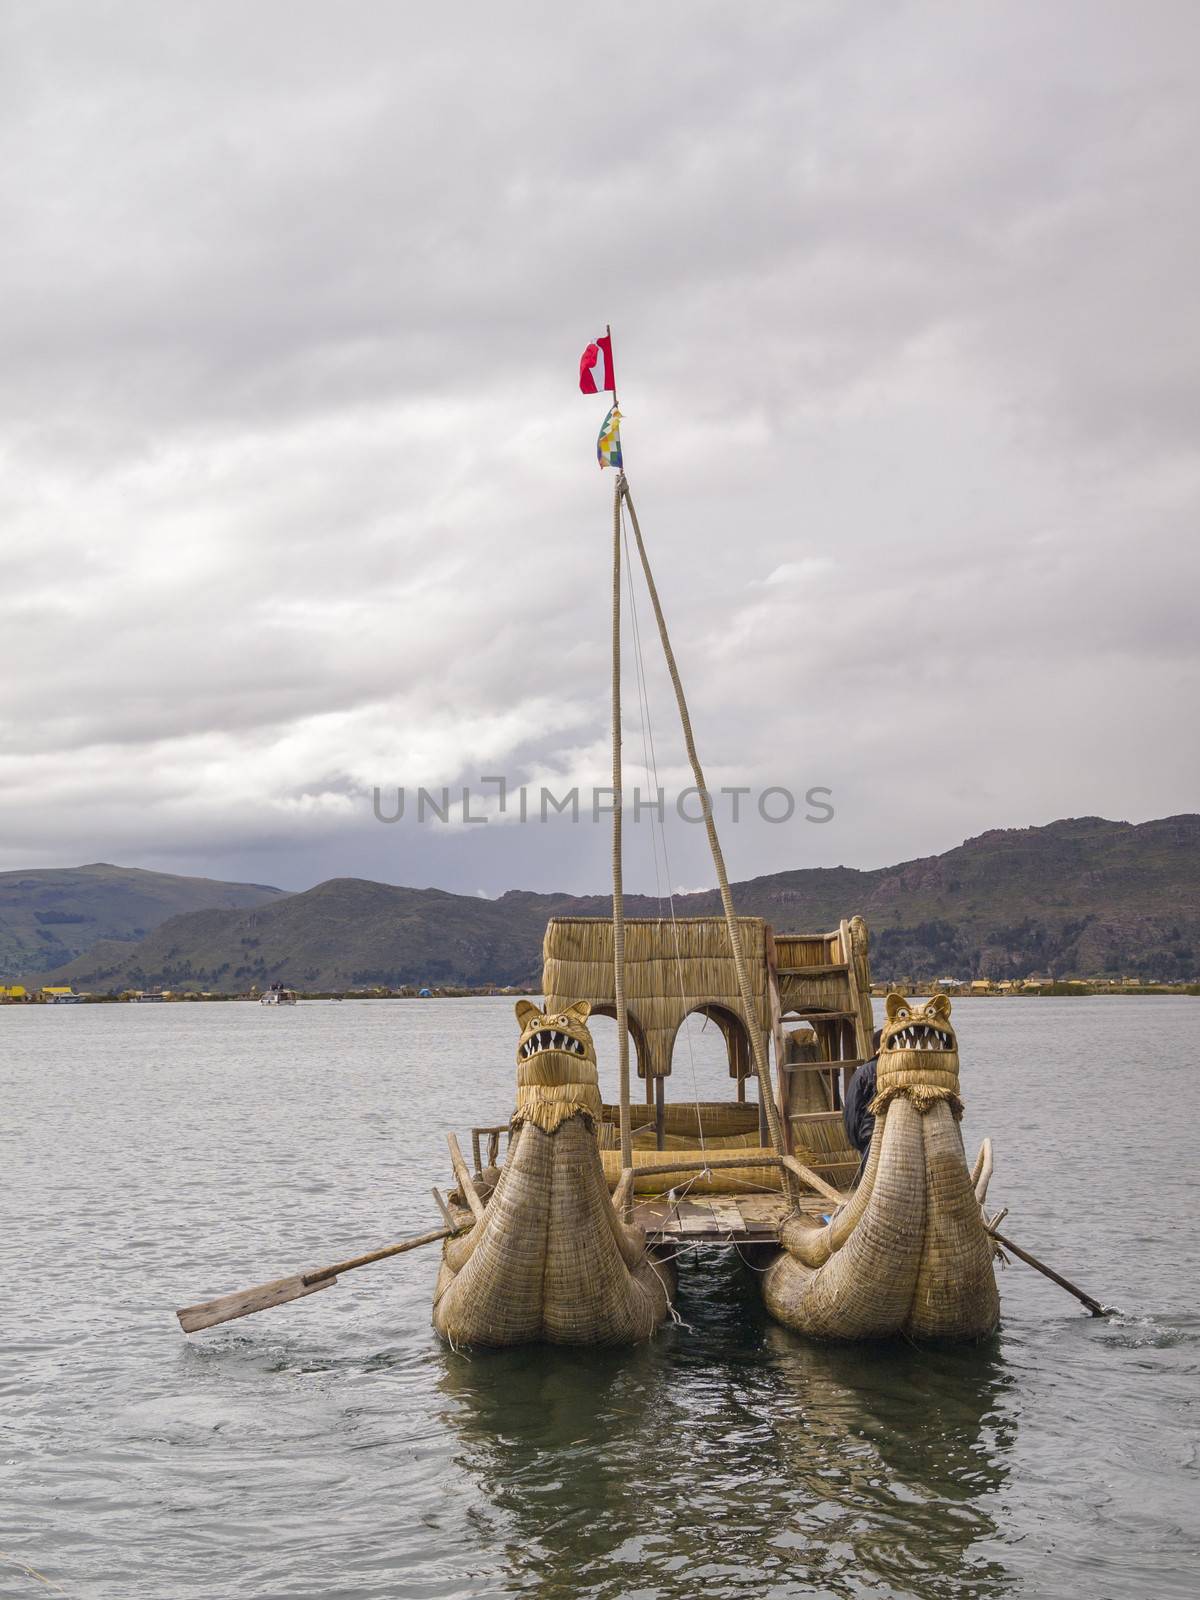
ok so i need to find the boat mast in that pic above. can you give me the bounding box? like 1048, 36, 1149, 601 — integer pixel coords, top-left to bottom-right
617, 477, 791, 1176
610, 465, 634, 1186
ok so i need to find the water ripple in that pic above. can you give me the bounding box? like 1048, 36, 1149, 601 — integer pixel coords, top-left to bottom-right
1, 996, 1197, 1598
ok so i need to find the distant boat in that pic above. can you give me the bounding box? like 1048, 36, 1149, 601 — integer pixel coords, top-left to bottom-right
129, 992, 166, 1003
43, 989, 85, 1004
260, 984, 298, 1006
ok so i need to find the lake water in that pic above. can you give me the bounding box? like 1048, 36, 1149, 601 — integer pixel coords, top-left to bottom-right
2, 997, 1197, 1599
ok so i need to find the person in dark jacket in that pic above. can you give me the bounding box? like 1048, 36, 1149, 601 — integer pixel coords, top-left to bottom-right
842, 1028, 884, 1184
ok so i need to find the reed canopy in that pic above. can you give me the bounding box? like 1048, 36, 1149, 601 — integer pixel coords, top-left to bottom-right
542, 915, 773, 1081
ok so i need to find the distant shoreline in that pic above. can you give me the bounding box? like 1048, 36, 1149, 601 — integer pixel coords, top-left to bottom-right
4, 983, 1197, 1006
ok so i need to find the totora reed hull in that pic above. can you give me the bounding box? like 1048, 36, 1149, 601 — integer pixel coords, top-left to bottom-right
763, 994, 999, 1341
432, 1002, 674, 1347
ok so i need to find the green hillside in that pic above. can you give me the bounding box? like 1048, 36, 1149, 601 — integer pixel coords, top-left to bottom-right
0, 863, 287, 979
30, 815, 1199, 992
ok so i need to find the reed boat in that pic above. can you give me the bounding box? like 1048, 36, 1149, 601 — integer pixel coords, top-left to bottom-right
431, 463, 1000, 1348
177, 358, 1106, 1347
183, 371, 1123, 1348
433, 908, 998, 1345
259, 984, 298, 1006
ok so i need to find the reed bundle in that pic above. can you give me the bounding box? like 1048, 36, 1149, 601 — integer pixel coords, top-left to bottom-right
599, 1146, 783, 1196
789, 1111, 861, 1183
600, 1101, 758, 1139
630, 1128, 760, 1151
765, 990, 999, 1340
777, 972, 846, 1012
773, 933, 841, 969
435, 1116, 675, 1345
433, 1001, 677, 1347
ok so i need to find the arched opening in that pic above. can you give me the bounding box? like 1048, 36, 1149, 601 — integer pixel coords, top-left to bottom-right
585, 1005, 650, 1144
669, 1003, 751, 1096
659, 1003, 766, 1150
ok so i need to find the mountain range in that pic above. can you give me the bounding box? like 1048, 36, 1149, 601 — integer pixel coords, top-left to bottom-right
10, 814, 1197, 992
0, 863, 285, 979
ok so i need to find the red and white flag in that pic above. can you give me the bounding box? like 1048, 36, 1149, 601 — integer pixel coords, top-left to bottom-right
579, 333, 615, 394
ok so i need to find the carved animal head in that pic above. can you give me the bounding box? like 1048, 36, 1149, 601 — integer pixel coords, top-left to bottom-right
875, 992, 963, 1118
514, 999, 595, 1066
880, 991, 958, 1062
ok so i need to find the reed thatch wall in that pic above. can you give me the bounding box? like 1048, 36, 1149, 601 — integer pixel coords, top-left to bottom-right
543, 916, 771, 1080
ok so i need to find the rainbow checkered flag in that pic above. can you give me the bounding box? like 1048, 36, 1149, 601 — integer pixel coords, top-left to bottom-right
597, 405, 623, 470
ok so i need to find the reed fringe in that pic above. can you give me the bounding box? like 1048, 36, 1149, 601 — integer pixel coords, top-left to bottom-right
870, 1083, 964, 1119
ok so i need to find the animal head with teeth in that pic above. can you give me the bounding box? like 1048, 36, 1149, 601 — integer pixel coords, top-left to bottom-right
880, 991, 958, 1061
514, 999, 596, 1065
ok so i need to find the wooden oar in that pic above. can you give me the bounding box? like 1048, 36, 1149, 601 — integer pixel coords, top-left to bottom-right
176, 1223, 461, 1334
988, 1224, 1114, 1318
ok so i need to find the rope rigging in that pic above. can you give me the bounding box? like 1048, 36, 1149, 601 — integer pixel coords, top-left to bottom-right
609, 470, 791, 1194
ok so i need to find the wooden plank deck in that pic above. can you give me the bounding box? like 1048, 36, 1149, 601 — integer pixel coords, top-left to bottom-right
634, 1191, 830, 1247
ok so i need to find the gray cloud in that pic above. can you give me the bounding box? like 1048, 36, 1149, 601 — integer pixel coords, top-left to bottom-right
1, 2, 1196, 893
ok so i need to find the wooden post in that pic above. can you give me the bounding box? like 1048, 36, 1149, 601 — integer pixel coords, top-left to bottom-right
432, 1187, 458, 1232
766, 934, 790, 1153
447, 1133, 487, 1224
654, 1074, 665, 1151
620, 477, 792, 1197
611, 474, 633, 1213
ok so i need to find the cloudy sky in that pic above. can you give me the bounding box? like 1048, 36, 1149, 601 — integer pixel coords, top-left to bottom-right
2, 2, 1196, 897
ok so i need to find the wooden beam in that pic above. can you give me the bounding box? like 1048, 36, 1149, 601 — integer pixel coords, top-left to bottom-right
608, 1150, 845, 1207
447, 1132, 487, 1224
619, 1152, 783, 1180
431, 1186, 458, 1232
780, 1154, 846, 1207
